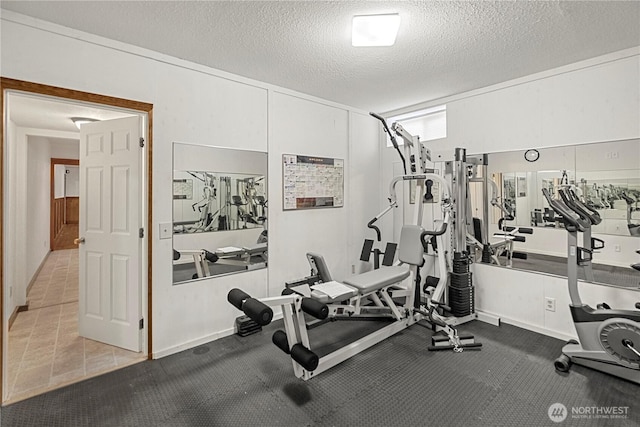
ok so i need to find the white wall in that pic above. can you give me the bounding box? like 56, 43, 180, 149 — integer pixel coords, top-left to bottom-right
26, 136, 51, 287
268, 92, 350, 291
474, 263, 640, 341
64, 166, 79, 197
1, 12, 381, 358
53, 164, 65, 199
50, 139, 79, 160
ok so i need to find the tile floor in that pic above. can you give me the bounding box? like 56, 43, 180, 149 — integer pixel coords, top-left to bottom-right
6, 248, 145, 404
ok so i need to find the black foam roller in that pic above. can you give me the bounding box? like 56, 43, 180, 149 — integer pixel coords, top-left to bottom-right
204, 250, 219, 263
227, 288, 250, 310
272, 330, 290, 354
301, 298, 329, 320
242, 298, 273, 326
291, 344, 319, 371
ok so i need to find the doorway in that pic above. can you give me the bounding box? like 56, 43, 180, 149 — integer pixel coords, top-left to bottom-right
51, 158, 80, 251
1, 78, 153, 404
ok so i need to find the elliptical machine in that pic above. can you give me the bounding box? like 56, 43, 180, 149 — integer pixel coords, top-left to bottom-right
542, 188, 640, 384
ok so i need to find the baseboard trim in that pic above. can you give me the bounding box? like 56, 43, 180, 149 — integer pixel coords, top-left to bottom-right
27, 251, 51, 295
477, 309, 576, 342
475, 310, 501, 326
8, 304, 29, 330
152, 312, 284, 359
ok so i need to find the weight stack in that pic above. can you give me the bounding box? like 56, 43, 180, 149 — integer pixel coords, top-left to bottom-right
448, 253, 475, 317
481, 244, 493, 264
235, 315, 262, 337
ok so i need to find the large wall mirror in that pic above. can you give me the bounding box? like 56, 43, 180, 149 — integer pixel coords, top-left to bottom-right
172, 142, 268, 284
479, 138, 640, 289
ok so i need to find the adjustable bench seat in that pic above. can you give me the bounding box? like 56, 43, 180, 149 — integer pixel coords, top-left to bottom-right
309, 265, 410, 303
342, 265, 410, 293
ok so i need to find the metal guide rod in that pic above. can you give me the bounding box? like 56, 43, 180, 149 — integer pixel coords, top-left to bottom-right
481, 155, 489, 245
453, 148, 467, 252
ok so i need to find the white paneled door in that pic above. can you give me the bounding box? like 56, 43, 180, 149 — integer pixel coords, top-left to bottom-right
78, 116, 142, 351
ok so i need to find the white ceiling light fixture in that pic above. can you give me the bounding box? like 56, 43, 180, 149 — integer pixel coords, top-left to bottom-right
352, 13, 401, 47
70, 117, 98, 129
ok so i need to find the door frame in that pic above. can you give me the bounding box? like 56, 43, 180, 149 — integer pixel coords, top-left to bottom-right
0, 77, 154, 400
50, 158, 80, 251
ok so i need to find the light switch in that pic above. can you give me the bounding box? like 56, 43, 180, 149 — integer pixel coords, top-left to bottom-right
159, 222, 173, 239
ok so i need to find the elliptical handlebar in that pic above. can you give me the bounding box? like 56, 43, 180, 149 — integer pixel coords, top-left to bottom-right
541, 188, 590, 232
558, 188, 602, 225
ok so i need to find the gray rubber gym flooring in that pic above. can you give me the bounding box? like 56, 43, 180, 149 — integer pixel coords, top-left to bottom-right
2, 317, 638, 426
510, 252, 640, 289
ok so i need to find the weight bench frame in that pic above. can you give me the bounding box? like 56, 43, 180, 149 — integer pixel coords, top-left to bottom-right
229, 224, 428, 380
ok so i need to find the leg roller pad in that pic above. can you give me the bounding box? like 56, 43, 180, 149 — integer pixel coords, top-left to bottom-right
301, 298, 329, 320
272, 330, 290, 354
242, 298, 273, 326
228, 288, 250, 310
291, 344, 319, 372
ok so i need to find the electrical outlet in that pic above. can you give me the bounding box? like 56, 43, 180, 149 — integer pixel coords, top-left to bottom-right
351, 264, 355, 274
614, 244, 621, 253
545, 297, 556, 312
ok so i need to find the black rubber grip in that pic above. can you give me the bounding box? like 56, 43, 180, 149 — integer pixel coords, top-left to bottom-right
518, 227, 533, 234
227, 288, 250, 310
173, 249, 181, 261
512, 252, 528, 260
439, 304, 452, 313
242, 298, 273, 326
204, 250, 219, 263
290, 344, 319, 371
272, 330, 290, 354
367, 219, 382, 242
513, 236, 526, 242
301, 298, 329, 320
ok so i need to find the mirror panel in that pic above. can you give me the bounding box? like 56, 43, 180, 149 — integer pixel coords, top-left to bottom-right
479, 139, 639, 289
172, 143, 268, 284
488, 139, 639, 237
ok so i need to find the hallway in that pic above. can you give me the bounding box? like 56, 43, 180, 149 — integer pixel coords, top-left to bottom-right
6, 247, 145, 403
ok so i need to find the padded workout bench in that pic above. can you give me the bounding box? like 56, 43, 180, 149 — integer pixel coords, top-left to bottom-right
228, 225, 427, 380
215, 242, 268, 270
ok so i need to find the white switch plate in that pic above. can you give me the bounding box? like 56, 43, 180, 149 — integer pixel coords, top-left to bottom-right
159, 222, 172, 239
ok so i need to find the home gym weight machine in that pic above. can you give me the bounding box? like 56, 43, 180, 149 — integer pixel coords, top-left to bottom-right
465, 156, 533, 267
542, 188, 640, 384
227, 114, 481, 380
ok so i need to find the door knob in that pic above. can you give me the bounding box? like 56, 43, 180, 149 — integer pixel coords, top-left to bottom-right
74, 237, 85, 245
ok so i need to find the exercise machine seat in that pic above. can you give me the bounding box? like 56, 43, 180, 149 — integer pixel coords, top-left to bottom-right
343, 265, 410, 294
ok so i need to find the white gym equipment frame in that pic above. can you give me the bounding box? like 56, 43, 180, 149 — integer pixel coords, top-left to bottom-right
228, 114, 481, 380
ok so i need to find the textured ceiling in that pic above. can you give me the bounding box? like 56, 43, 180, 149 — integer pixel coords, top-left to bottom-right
2, 1, 639, 114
